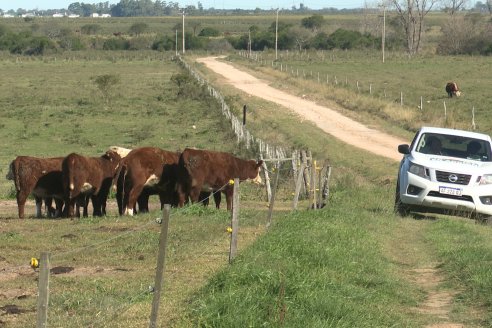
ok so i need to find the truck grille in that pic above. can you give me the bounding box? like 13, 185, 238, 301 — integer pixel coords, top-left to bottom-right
435, 170, 471, 185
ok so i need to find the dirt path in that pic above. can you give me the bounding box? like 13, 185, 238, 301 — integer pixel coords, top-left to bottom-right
195, 56, 463, 327
196, 56, 406, 162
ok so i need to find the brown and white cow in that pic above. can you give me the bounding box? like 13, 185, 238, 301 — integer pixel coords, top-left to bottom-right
6, 156, 64, 219
176, 148, 263, 211
113, 147, 180, 216
62, 150, 121, 218
445, 82, 461, 97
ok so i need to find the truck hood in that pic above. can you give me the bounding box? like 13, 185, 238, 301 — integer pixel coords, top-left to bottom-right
411, 152, 492, 174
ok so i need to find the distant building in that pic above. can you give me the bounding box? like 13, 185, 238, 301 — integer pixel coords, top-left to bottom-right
52, 13, 64, 17
2, 14, 14, 18
68, 14, 80, 18
91, 13, 99, 17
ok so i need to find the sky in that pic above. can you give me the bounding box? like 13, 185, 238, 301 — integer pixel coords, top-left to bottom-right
0, 0, 364, 11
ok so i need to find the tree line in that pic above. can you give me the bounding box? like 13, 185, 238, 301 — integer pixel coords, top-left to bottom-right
0, 9, 491, 57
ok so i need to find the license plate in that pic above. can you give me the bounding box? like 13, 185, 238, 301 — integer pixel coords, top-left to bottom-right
439, 186, 462, 196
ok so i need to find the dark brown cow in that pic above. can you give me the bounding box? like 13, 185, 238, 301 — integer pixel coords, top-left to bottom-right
62, 150, 121, 218
114, 147, 180, 216
176, 148, 263, 210
6, 156, 64, 219
445, 82, 461, 97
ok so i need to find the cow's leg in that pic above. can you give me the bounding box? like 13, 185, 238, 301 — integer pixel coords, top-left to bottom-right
189, 187, 201, 204
224, 189, 234, 211
35, 196, 43, 218
213, 191, 221, 209
54, 198, 64, 218
16, 190, 31, 219
116, 183, 124, 215
137, 190, 150, 213
199, 191, 210, 207
126, 184, 145, 216
177, 184, 187, 207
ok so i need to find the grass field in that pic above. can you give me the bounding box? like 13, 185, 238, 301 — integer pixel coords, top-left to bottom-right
1, 42, 492, 326
230, 49, 492, 136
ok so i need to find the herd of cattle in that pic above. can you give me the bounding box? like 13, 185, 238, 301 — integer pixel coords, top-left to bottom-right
5, 146, 263, 219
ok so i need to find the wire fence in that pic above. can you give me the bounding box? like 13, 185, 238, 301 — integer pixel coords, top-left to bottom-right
238, 50, 481, 129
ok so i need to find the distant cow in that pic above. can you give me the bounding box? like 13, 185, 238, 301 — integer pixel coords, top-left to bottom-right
62, 150, 121, 218
176, 148, 263, 210
6, 156, 64, 219
445, 82, 461, 97
113, 147, 180, 216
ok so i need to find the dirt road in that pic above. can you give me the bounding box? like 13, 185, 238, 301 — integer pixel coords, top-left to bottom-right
196, 56, 407, 162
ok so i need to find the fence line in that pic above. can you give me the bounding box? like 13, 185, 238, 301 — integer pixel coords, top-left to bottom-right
238, 50, 480, 129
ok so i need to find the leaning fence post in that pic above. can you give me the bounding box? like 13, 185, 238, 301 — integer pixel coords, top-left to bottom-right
229, 178, 240, 263
267, 161, 281, 228
36, 252, 51, 328
293, 163, 306, 210
149, 205, 171, 328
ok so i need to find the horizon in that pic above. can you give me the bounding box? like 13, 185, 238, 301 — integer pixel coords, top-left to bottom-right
0, 1, 364, 12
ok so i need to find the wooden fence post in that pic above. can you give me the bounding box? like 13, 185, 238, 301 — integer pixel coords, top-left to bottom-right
267, 161, 281, 228
260, 154, 271, 202
149, 205, 171, 328
293, 163, 306, 210
321, 166, 332, 207
311, 160, 317, 210
229, 178, 240, 263
36, 252, 51, 328
301, 150, 310, 196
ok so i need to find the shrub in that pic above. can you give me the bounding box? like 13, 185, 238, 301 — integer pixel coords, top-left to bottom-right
103, 38, 130, 50
80, 24, 101, 35
198, 27, 220, 37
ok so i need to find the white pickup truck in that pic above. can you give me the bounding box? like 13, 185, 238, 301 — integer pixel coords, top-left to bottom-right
395, 126, 492, 221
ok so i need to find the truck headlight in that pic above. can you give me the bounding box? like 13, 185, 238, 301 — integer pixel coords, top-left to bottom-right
479, 174, 492, 185
408, 162, 428, 179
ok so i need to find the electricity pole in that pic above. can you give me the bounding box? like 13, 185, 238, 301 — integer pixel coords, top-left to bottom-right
275, 8, 280, 60
381, 3, 386, 63
182, 8, 185, 54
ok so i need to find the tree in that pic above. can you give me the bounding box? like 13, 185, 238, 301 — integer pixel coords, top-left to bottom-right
92, 74, 120, 105
442, 0, 469, 15
390, 0, 440, 56
128, 22, 148, 36
289, 26, 313, 51
301, 14, 325, 32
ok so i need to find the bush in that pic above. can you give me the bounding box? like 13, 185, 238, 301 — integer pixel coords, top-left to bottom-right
199, 27, 220, 37
80, 24, 101, 35
152, 35, 174, 51
103, 38, 130, 50
128, 22, 148, 36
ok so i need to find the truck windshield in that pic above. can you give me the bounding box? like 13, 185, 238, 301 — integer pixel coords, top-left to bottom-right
416, 133, 492, 162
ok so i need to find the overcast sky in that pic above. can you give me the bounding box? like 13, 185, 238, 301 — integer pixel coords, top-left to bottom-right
0, 1, 364, 11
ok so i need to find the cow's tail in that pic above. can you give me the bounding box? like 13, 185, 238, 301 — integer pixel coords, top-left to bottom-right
112, 161, 126, 192
7, 160, 21, 192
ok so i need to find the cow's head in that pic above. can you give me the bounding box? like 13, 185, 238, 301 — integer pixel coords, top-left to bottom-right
109, 146, 132, 158
455, 90, 461, 97
245, 160, 263, 185
103, 150, 122, 164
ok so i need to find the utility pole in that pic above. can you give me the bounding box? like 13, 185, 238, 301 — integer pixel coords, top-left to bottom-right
182, 8, 185, 54
381, 3, 386, 63
275, 8, 280, 60
248, 29, 251, 58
